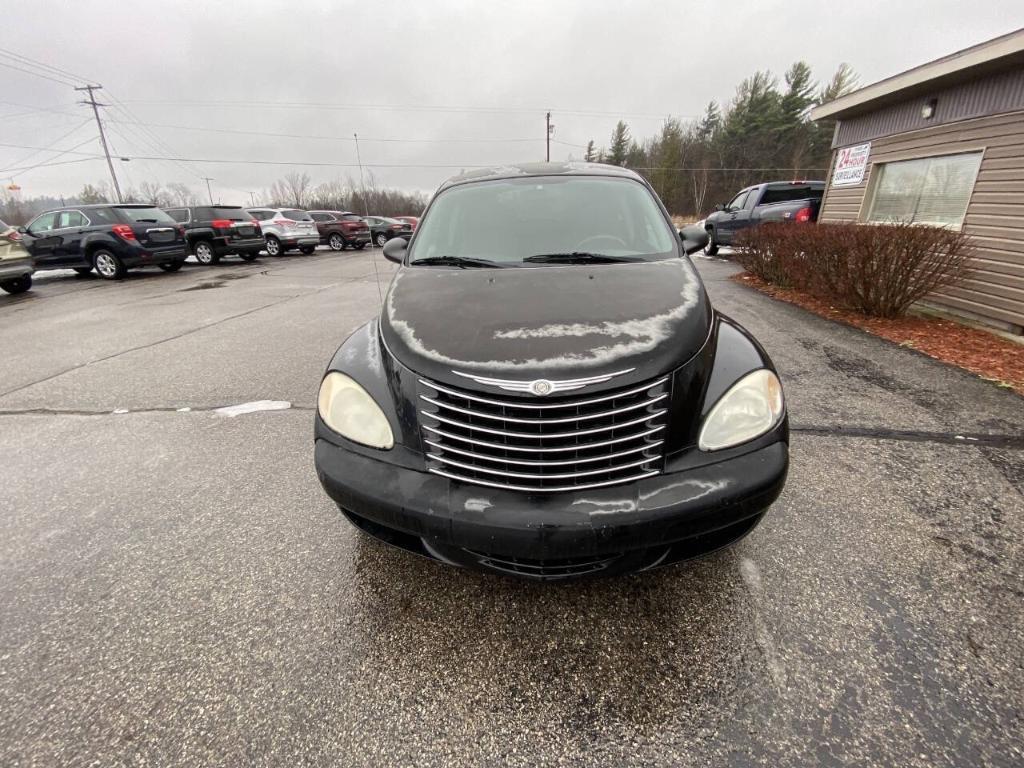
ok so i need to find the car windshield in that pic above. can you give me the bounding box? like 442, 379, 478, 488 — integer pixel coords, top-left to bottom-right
115, 206, 176, 224
282, 209, 313, 221
409, 176, 676, 266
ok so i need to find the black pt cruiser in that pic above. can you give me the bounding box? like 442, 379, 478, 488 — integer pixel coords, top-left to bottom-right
315, 162, 788, 580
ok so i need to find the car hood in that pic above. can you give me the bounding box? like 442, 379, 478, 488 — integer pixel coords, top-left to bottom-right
379, 259, 712, 390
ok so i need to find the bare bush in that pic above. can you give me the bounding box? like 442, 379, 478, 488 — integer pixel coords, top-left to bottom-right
736, 222, 974, 318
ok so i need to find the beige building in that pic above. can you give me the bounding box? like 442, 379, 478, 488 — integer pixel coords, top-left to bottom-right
811, 29, 1024, 334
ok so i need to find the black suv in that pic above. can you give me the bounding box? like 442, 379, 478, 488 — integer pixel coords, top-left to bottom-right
164, 206, 264, 265
20, 204, 188, 279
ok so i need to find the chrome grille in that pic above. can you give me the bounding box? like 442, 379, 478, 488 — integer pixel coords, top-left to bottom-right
418, 374, 669, 492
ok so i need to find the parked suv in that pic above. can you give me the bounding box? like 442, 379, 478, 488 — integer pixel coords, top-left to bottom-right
0, 217, 34, 294
247, 208, 320, 255
308, 210, 371, 251
20, 204, 188, 279
363, 216, 414, 247
164, 205, 264, 265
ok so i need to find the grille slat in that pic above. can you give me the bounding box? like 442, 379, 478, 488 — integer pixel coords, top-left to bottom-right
420, 392, 668, 424
419, 373, 669, 492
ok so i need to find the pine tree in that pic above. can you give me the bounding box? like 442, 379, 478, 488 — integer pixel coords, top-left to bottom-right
607, 121, 631, 166
584, 140, 597, 163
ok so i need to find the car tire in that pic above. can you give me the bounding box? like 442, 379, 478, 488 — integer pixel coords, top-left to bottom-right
374, 233, 388, 247
0, 275, 31, 294
265, 236, 282, 256
328, 233, 345, 251
703, 230, 719, 256
193, 240, 219, 265
73, 267, 93, 276
238, 251, 258, 262
300, 245, 316, 255
92, 249, 126, 280
158, 261, 183, 272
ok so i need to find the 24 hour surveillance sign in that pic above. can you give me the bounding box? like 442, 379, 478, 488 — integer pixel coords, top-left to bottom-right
832, 142, 871, 186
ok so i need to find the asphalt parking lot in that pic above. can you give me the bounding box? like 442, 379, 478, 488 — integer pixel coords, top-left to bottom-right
1, 249, 1022, 767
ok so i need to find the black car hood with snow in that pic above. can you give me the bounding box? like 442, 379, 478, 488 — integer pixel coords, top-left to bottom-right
379, 258, 713, 390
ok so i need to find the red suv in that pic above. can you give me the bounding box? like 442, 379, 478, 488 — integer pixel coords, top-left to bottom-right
308, 211, 371, 251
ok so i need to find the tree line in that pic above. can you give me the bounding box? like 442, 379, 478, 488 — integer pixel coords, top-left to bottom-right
580, 61, 858, 216
0, 173, 427, 225
1, 60, 856, 224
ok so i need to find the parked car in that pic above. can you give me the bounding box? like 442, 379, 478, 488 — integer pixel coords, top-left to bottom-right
314, 162, 788, 580
247, 208, 320, 255
307, 210, 371, 251
703, 180, 824, 255
395, 216, 419, 231
19, 204, 188, 279
164, 205, 263, 265
363, 216, 414, 247
0, 217, 34, 294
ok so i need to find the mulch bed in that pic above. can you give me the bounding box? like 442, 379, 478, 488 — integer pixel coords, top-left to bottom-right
731, 272, 1024, 396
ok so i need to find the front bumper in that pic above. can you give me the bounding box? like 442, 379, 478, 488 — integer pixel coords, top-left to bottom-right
0, 258, 34, 280
315, 438, 787, 579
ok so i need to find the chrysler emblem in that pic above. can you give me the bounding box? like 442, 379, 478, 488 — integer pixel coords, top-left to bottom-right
451, 368, 635, 394
530, 379, 553, 396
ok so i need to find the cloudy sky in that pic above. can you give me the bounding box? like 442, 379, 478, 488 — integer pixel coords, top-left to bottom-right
3, 0, 1023, 204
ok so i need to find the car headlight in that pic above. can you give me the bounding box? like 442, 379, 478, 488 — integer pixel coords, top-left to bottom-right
698, 369, 784, 451
317, 372, 394, 449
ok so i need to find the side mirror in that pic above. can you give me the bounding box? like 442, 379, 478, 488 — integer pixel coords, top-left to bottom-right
17, 226, 27, 234
679, 225, 709, 256
382, 237, 407, 264
714, 203, 725, 212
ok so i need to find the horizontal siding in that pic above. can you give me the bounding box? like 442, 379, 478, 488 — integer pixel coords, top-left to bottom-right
820, 109, 1024, 331
835, 66, 1024, 146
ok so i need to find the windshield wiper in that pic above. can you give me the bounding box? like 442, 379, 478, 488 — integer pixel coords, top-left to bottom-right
523, 252, 641, 264
135, 218, 159, 223
410, 255, 504, 269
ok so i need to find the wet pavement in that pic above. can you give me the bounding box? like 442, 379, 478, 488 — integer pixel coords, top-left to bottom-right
1, 250, 1022, 767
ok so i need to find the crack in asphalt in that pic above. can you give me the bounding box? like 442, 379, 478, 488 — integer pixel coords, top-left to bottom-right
791, 425, 1024, 449
0, 272, 379, 402
0, 407, 1020, 451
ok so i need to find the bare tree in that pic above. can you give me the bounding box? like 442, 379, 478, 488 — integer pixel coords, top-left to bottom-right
166, 182, 198, 206
270, 172, 313, 208
138, 181, 171, 207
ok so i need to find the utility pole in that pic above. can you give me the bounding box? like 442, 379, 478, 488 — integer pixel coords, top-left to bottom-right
75, 84, 122, 203
545, 112, 552, 162
248, 191, 256, 207
202, 177, 215, 204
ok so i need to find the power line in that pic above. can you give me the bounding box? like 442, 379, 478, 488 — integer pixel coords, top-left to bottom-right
0, 156, 101, 174
119, 98, 692, 121
0, 46, 96, 86
7, 136, 101, 179
0, 141, 830, 173
104, 118, 556, 144
0, 59, 79, 87
3, 117, 92, 173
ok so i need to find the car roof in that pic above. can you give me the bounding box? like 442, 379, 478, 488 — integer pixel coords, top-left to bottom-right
437, 161, 646, 192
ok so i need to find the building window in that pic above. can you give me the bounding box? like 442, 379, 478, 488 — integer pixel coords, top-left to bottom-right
864, 151, 982, 228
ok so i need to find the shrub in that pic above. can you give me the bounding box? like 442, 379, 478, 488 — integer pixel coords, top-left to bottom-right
735, 222, 974, 318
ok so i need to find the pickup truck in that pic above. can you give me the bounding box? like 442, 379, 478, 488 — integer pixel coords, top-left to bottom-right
703, 180, 824, 255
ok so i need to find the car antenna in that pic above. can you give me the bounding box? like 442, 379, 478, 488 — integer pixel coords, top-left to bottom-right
354, 132, 384, 306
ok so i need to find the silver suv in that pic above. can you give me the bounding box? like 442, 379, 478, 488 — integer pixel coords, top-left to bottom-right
247, 208, 320, 256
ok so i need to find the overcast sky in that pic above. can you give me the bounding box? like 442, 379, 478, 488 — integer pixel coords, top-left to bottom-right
3, 0, 1023, 204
